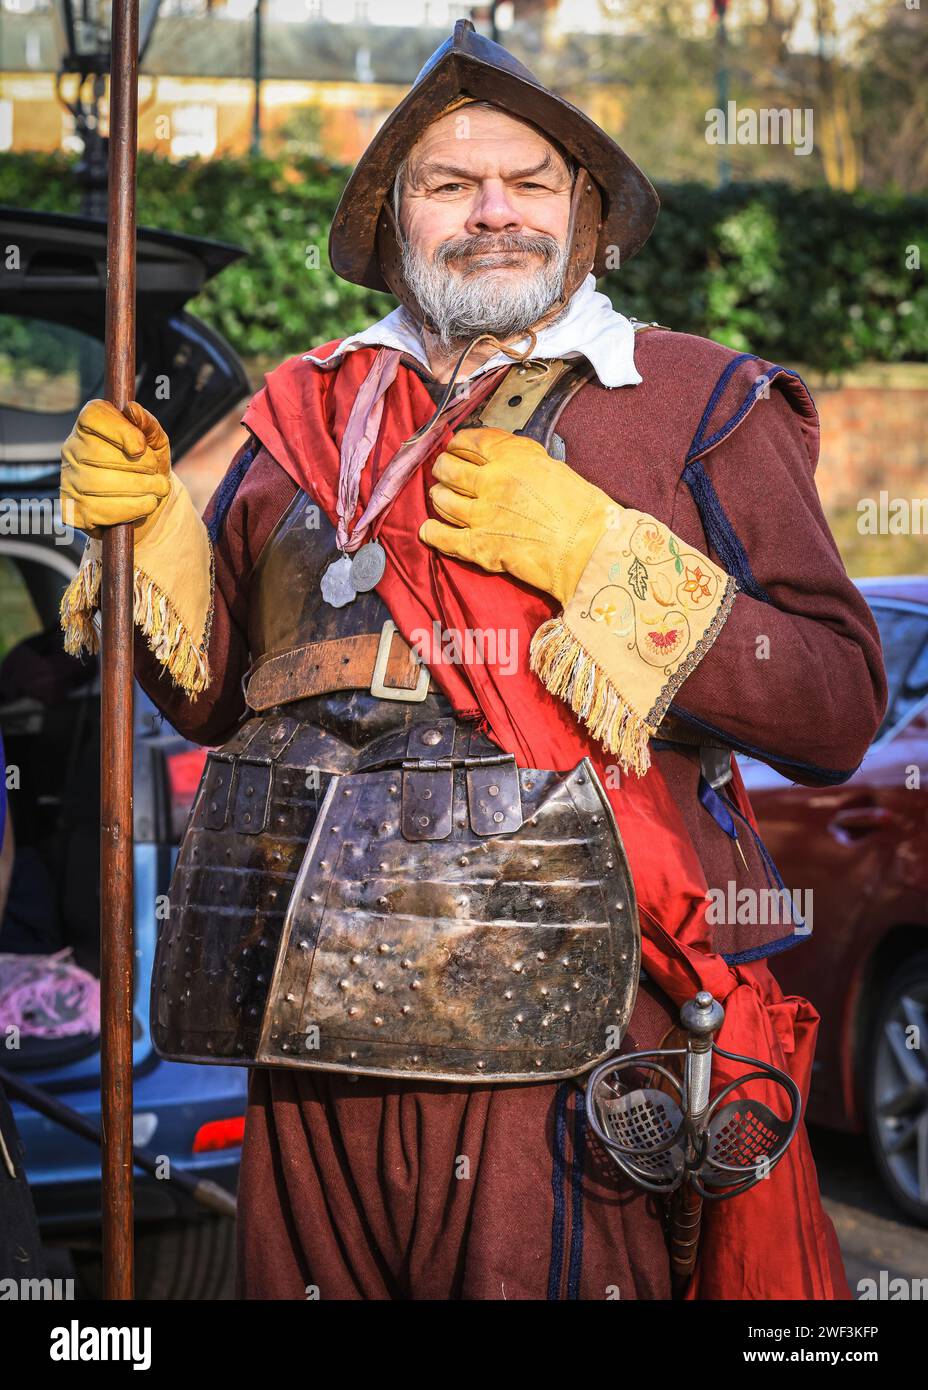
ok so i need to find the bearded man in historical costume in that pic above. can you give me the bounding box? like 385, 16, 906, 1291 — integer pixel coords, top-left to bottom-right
59, 22, 885, 1300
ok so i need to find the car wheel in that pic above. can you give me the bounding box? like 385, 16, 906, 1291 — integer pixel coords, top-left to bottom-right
865, 952, 928, 1226
74, 1216, 235, 1300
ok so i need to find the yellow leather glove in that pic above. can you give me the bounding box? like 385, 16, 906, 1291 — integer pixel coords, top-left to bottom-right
60, 398, 172, 540
59, 398, 214, 697
419, 427, 615, 605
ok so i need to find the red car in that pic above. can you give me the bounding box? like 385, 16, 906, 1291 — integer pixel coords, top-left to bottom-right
740, 575, 928, 1224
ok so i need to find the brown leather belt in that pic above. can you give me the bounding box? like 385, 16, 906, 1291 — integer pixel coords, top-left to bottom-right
245, 619, 433, 712
244, 635, 733, 789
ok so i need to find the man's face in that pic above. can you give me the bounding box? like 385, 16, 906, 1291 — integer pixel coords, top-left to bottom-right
397, 106, 574, 347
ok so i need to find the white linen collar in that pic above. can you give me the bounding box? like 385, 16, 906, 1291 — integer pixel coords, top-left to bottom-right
302, 274, 642, 389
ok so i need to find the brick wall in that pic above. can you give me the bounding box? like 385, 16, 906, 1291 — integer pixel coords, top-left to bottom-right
808, 369, 928, 513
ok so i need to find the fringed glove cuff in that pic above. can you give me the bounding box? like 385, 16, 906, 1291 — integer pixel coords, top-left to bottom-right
59, 472, 214, 698
531, 511, 737, 776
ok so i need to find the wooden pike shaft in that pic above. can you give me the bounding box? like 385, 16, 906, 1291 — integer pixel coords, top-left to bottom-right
100, 0, 140, 1301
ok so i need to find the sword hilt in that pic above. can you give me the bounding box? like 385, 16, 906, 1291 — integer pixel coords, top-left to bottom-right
585, 990, 802, 1296
672, 992, 724, 1294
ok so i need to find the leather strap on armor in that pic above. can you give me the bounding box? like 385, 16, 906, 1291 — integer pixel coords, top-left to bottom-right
245, 621, 432, 711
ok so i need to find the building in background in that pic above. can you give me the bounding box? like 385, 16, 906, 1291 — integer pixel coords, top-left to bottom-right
0, 0, 916, 190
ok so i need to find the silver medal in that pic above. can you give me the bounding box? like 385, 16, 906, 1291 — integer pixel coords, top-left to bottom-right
320, 554, 357, 608
349, 540, 386, 592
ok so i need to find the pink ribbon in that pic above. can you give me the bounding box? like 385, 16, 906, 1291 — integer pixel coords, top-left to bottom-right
335, 347, 508, 554
335, 347, 401, 552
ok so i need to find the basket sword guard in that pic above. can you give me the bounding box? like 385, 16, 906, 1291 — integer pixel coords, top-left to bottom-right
585, 991, 802, 1291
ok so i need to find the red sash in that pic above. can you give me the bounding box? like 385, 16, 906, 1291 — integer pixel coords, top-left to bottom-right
243, 344, 850, 1300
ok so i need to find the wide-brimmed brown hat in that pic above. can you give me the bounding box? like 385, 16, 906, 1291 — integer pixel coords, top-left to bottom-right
329, 19, 659, 309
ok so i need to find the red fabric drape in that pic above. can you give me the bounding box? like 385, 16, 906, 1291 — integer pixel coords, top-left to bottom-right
242, 345, 850, 1300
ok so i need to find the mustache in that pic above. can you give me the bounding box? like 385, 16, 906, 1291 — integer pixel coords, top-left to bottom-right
435, 232, 562, 267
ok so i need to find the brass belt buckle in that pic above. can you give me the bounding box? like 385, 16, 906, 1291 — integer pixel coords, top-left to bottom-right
370, 619, 430, 702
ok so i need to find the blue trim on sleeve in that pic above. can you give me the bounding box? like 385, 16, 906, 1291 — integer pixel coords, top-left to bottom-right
722, 929, 809, 966
686, 359, 810, 462
205, 436, 259, 545
666, 703, 859, 785
686, 352, 758, 458
680, 357, 814, 606
681, 457, 770, 603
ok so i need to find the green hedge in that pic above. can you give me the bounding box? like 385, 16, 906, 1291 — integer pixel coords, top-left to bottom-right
2, 152, 925, 371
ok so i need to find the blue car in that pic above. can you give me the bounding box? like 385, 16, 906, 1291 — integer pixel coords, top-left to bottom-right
0, 208, 252, 1297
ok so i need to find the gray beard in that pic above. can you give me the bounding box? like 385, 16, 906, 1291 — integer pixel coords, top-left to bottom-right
401, 232, 568, 351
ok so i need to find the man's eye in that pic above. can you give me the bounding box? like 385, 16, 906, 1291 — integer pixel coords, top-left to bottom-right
517, 182, 546, 191
434, 183, 464, 193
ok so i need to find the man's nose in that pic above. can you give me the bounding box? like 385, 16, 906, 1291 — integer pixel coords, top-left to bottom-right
465, 180, 522, 234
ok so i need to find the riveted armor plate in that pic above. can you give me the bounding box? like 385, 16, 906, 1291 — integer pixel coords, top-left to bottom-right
253, 756, 638, 1082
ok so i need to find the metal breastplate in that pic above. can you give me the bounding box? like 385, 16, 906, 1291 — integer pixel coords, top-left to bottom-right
151, 361, 640, 1082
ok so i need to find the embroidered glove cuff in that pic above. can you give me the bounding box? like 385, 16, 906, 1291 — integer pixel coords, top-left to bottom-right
59, 472, 214, 697
530, 511, 737, 776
